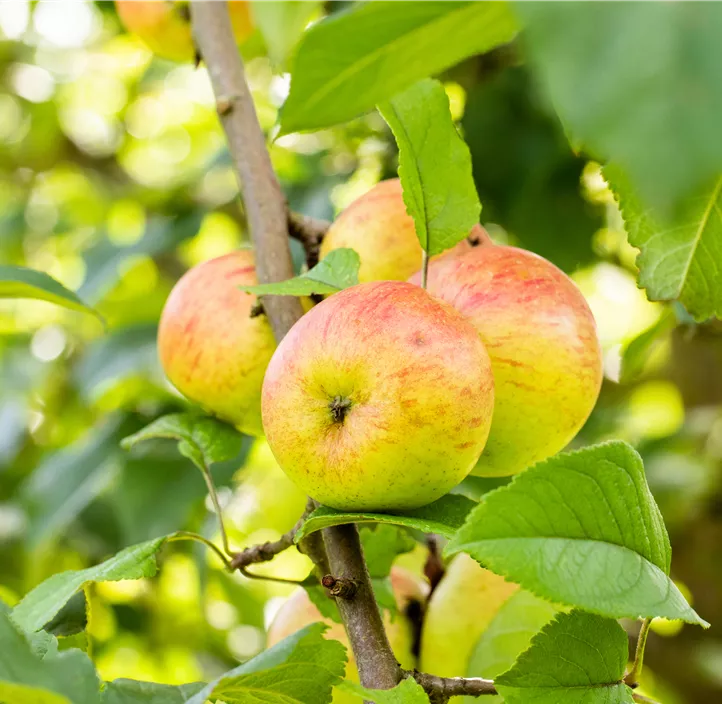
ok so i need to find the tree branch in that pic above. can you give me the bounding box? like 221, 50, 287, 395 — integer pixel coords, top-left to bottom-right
288, 211, 330, 268
190, 3, 400, 697
409, 671, 497, 703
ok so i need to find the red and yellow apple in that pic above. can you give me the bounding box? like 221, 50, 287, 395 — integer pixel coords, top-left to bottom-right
412, 245, 602, 477
116, 1, 253, 63
261, 280, 494, 511
319, 179, 482, 283
158, 250, 277, 436
268, 568, 428, 704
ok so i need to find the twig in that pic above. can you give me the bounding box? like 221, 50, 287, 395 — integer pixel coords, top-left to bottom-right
625, 618, 652, 687
198, 464, 232, 557
191, 3, 401, 698
632, 694, 660, 704
409, 671, 497, 703
169, 531, 233, 570
421, 250, 430, 289
288, 211, 330, 268
237, 565, 305, 586
230, 498, 314, 570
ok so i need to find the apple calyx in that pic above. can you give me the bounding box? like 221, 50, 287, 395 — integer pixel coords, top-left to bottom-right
330, 395, 352, 423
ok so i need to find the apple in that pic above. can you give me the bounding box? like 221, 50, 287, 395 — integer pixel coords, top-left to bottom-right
158, 250, 277, 436
268, 568, 428, 704
411, 245, 603, 477
116, 1, 253, 63
319, 179, 483, 283
419, 554, 518, 678
261, 280, 495, 511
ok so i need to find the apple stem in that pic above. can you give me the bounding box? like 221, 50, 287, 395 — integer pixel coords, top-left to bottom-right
422, 250, 430, 289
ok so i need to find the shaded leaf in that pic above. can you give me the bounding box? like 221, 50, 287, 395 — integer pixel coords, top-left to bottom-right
101, 680, 204, 704
379, 79, 480, 256
495, 611, 634, 704
250, 1, 320, 66
360, 525, 416, 579
185, 623, 347, 704
620, 309, 676, 383
294, 495, 476, 543
0, 265, 101, 320
518, 2, 722, 217
238, 248, 360, 296
121, 413, 244, 473
608, 165, 722, 321
280, 1, 518, 133
12, 536, 170, 632
445, 442, 706, 625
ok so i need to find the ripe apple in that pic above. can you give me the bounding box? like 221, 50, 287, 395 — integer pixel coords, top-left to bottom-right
158, 250, 279, 436
116, 1, 253, 63
261, 280, 495, 511
411, 245, 603, 477
319, 179, 483, 283
268, 568, 428, 704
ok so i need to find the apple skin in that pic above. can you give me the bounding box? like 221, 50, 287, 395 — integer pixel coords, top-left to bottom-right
158, 250, 277, 436
411, 245, 603, 477
261, 280, 495, 511
419, 554, 518, 677
268, 568, 428, 704
116, 1, 253, 62
319, 179, 479, 283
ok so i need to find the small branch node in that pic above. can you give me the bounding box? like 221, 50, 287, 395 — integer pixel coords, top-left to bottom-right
321, 574, 359, 599
216, 95, 237, 115
249, 299, 265, 318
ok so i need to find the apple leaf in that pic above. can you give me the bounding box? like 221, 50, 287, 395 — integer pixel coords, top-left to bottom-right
336, 678, 430, 704
12, 536, 170, 632
238, 248, 360, 296
495, 611, 634, 704
517, 2, 722, 218
445, 441, 707, 625
378, 79, 480, 257
279, 1, 518, 134
0, 265, 102, 321
0, 610, 100, 704
360, 525, 416, 580
185, 623, 347, 704
607, 165, 722, 322
294, 494, 476, 543
250, 1, 320, 67
121, 413, 244, 474
619, 308, 676, 383
467, 590, 558, 696
101, 680, 205, 704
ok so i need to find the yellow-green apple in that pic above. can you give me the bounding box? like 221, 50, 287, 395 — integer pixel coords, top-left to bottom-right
116, 1, 253, 62
158, 250, 279, 436
268, 568, 428, 704
420, 554, 518, 677
411, 245, 603, 477
261, 280, 495, 511
319, 179, 482, 283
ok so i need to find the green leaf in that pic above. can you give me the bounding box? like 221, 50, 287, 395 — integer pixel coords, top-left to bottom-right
620, 309, 676, 383
517, 2, 722, 217
0, 265, 101, 320
121, 413, 244, 473
185, 623, 347, 704
445, 441, 707, 625
495, 611, 634, 704
238, 248, 360, 296
301, 574, 342, 624
101, 680, 205, 704
337, 678, 430, 704
280, 1, 518, 133
466, 590, 558, 701
12, 536, 170, 632
250, 1, 320, 66
0, 610, 100, 704
360, 525, 416, 580
294, 495, 476, 544
379, 79, 480, 256
607, 165, 722, 321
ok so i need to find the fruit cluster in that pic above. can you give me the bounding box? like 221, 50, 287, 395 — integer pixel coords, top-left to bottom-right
158, 179, 603, 511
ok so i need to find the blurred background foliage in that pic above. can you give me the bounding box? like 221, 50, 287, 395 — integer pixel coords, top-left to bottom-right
0, 2, 720, 703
